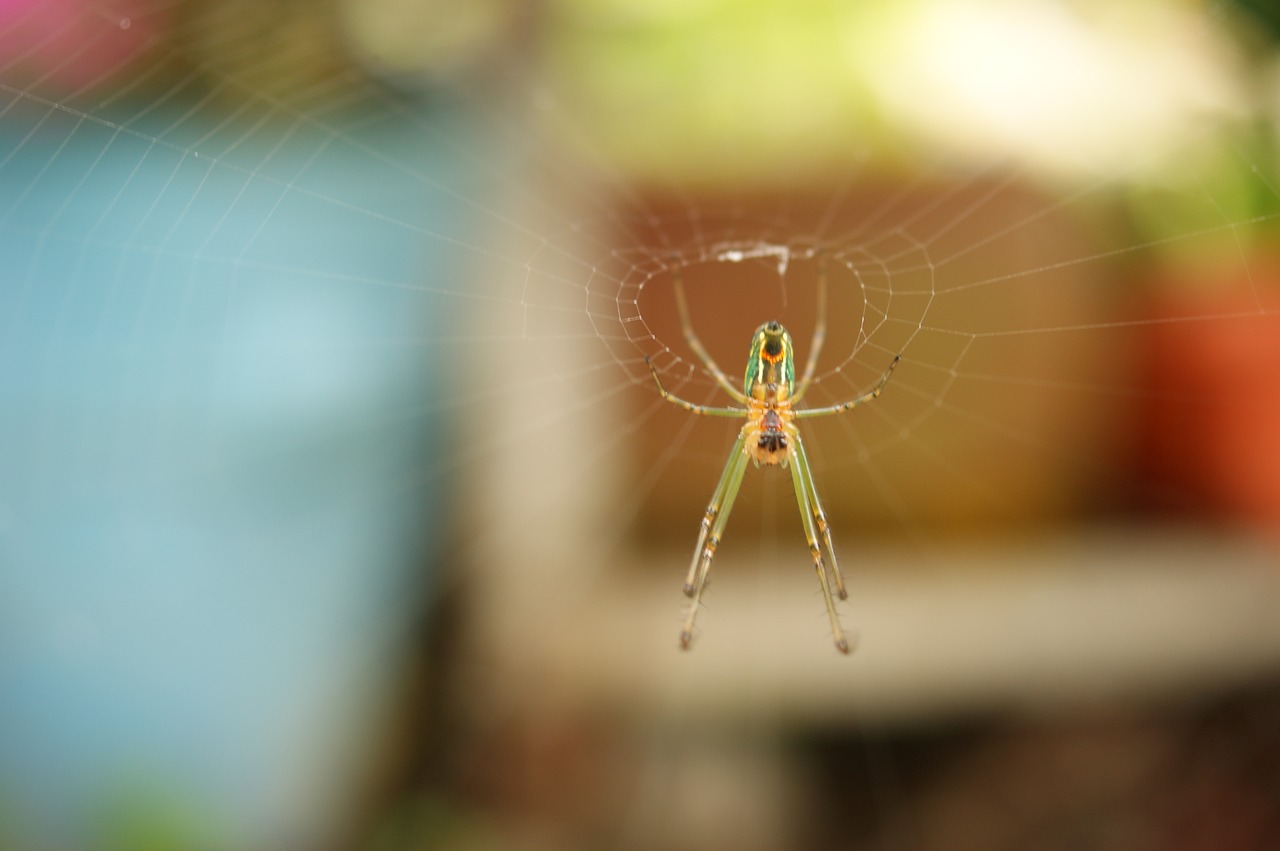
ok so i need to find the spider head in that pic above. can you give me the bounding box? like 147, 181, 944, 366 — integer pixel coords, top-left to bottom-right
745, 321, 795, 398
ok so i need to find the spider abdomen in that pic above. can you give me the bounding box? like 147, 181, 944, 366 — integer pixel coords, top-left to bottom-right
748, 406, 792, 466
757, 430, 787, 454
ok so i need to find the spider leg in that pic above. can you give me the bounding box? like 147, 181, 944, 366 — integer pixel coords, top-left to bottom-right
791, 431, 847, 601
681, 432, 749, 650
789, 433, 853, 654
792, 252, 828, 402
683, 431, 748, 595
670, 265, 751, 404
646, 356, 745, 417
794, 354, 900, 419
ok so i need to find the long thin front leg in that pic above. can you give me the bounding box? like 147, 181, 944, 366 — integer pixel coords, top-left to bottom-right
671, 265, 751, 404
794, 354, 900, 419
681, 437, 749, 650
646, 357, 745, 417
791, 432, 847, 601
789, 434, 852, 654
793, 253, 828, 402
683, 432, 747, 595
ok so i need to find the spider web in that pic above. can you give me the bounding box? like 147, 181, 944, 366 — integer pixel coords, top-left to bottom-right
2, 0, 1279, 848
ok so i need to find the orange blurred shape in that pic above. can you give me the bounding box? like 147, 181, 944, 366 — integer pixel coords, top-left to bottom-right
1139, 277, 1280, 536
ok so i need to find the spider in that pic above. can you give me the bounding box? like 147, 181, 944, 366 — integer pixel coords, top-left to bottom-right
644, 261, 899, 654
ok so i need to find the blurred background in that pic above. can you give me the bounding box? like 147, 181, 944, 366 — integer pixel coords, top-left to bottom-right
2, 1, 1279, 849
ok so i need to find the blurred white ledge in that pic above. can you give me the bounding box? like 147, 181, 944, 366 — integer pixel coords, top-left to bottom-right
521, 529, 1280, 726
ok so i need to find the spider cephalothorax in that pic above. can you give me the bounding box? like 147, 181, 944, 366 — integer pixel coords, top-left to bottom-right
745, 321, 795, 395
644, 260, 899, 654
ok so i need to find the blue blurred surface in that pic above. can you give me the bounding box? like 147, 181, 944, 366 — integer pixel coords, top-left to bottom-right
0, 97, 477, 846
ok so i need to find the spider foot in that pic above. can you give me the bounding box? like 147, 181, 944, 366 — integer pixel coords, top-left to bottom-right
679, 629, 693, 650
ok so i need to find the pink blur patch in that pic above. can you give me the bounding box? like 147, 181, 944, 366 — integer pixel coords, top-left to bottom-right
0, 0, 161, 93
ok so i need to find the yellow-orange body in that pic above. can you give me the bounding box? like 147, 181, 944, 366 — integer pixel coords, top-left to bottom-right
742, 320, 798, 468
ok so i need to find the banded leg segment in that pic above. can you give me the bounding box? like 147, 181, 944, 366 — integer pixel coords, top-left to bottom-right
671, 266, 751, 404
681, 433, 750, 650
793, 253, 828, 402
789, 433, 852, 654
791, 432, 847, 601
794, 354, 900, 419
683, 431, 748, 595
646, 356, 745, 418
